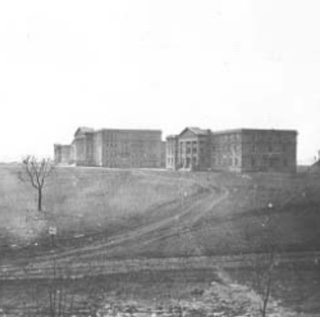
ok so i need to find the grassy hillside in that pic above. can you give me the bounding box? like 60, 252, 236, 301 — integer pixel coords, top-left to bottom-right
122, 171, 320, 258
1, 163, 320, 260
75, 170, 320, 259
0, 164, 208, 253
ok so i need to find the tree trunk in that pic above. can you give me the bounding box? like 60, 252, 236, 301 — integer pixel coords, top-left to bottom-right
261, 275, 272, 317
38, 187, 42, 211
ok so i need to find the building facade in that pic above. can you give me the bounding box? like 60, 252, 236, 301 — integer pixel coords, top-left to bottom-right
54, 144, 74, 164
211, 130, 242, 172
177, 127, 211, 171
166, 135, 179, 170
166, 127, 297, 173
55, 127, 164, 168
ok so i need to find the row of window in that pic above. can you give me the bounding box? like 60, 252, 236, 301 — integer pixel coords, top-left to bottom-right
250, 144, 291, 153
170, 143, 293, 153
213, 144, 241, 153
166, 157, 176, 166
213, 134, 241, 143
243, 134, 295, 143
103, 161, 159, 168
104, 133, 159, 140
167, 156, 291, 169
214, 157, 239, 167
250, 157, 289, 167
167, 147, 178, 155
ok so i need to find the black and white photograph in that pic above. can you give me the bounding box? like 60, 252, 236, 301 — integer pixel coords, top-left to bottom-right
0, 1, 320, 316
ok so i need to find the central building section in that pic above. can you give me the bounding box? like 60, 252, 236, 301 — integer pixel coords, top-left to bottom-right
99, 129, 162, 168
72, 127, 163, 168
177, 127, 211, 171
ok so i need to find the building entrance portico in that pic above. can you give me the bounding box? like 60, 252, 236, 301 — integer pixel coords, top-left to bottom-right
177, 127, 211, 171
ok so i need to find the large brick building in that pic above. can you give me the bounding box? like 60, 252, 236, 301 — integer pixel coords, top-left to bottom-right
55, 127, 164, 168
166, 127, 297, 173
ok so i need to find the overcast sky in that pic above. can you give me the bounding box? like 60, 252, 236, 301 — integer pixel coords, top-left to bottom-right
0, 0, 319, 164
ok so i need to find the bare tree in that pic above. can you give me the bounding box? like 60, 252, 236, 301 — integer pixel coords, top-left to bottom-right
22, 258, 106, 317
243, 215, 281, 317
249, 246, 278, 317
21, 155, 55, 212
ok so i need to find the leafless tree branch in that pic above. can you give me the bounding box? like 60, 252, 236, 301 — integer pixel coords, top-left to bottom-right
21, 155, 55, 212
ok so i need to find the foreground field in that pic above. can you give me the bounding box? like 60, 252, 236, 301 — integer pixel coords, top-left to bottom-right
0, 264, 318, 317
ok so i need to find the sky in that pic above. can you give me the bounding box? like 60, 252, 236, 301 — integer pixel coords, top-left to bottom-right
0, 0, 320, 164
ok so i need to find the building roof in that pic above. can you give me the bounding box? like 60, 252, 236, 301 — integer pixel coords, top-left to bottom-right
166, 134, 178, 140
74, 127, 95, 137
212, 128, 298, 136
98, 128, 162, 134
73, 126, 163, 141
54, 143, 71, 148
179, 127, 211, 136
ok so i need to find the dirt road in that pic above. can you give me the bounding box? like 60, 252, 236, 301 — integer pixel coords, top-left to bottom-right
0, 170, 231, 277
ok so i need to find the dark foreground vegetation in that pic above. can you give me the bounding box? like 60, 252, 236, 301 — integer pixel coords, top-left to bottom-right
2, 265, 317, 317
